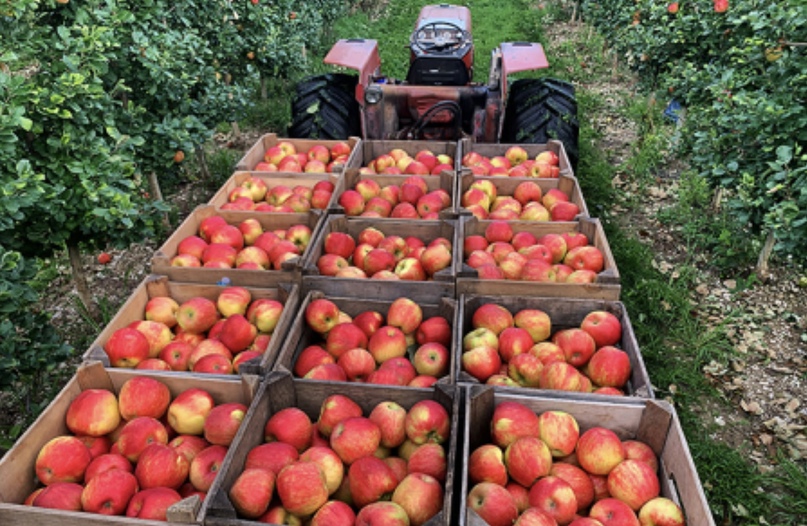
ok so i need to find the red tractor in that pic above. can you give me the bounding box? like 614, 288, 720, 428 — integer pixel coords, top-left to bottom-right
288, 4, 579, 167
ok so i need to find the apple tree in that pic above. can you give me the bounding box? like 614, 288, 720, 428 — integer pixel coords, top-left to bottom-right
0, 246, 74, 447
581, 0, 807, 267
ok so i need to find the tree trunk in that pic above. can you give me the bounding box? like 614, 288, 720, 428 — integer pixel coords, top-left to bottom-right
67, 243, 99, 321
260, 74, 268, 100
195, 145, 211, 184
148, 171, 170, 226
755, 229, 775, 281
711, 186, 723, 212
231, 121, 241, 140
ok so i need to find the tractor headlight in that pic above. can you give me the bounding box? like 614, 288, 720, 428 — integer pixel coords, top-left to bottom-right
365, 85, 382, 105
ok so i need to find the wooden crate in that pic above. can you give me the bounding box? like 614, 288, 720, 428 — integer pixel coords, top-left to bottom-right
300, 214, 459, 290
455, 294, 653, 399
345, 139, 461, 173
152, 205, 324, 287
458, 386, 715, 526
457, 216, 621, 300
207, 171, 342, 214
234, 133, 361, 173
202, 373, 460, 525
82, 275, 300, 377
274, 289, 458, 385
457, 171, 589, 220
458, 139, 574, 178
0, 362, 260, 526
331, 168, 458, 219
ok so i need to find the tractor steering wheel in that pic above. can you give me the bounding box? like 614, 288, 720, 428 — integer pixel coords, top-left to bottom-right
411, 22, 468, 54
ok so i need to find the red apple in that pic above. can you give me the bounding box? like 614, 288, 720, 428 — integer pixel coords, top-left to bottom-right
472, 303, 515, 335
311, 499, 356, 525
553, 328, 597, 367
537, 410, 580, 458
505, 436, 552, 487
35, 435, 93, 485
404, 399, 449, 445
330, 416, 381, 464
356, 501, 410, 525
245, 441, 299, 474
528, 476, 578, 525
638, 497, 685, 526
104, 327, 150, 368
581, 310, 623, 348
469, 443, 508, 486
348, 455, 398, 508
167, 388, 215, 435
31, 482, 84, 511
576, 427, 627, 476
80, 468, 139, 515
467, 482, 519, 526
228, 467, 275, 519
265, 407, 312, 453
589, 497, 640, 526
189, 444, 227, 492
368, 401, 407, 449
203, 402, 247, 446
276, 461, 329, 516
317, 394, 363, 437
586, 346, 632, 389
607, 459, 660, 511
392, 472, 443, 526
66, 388, 121, 437
135, 443, 189, 490
491, 401, 540, 448
550, 461, 595, 512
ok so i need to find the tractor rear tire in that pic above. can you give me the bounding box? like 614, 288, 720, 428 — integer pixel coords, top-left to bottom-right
501, 78, 579, 170
288, 73, 361, 140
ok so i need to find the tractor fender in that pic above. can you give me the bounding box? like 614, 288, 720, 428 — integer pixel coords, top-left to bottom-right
499, 42, 549, 101
324, 39, 381, 105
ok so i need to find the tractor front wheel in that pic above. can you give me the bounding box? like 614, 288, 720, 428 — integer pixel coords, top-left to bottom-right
288, 73, 361, 140
501, 78, 579, 170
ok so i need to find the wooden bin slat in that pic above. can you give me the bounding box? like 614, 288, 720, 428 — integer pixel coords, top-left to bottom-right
152, 205, 325, 287
208, 171, 342, 214
82, 275, 300, 377
458, 139, 574, 178
331, 168, 458, 219
458, 387, 715, 526
202, 373, 460, 526
456, 171, 588, 220
300, 215, 460, 295
274, 289, 458, 385
234, 133, 361, 173
0, 362, 258, 526
457, 215, 621, 300
454, 294, 654, 399
346, 139, 461, 174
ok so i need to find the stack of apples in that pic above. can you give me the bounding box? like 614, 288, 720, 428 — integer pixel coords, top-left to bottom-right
220, 176, 335, 213
252, 139, 352, 174
461, 303, 632, 394
103, 286, 285, 374
461, 179, 580, 221
316, 226, 453, 280
337, 174, 451, 219
462, 146, 561, 178
465, 221, 604, 284
227, 393, 450, 524
26, 377, 247, 520
169, 214, 312, 271
358, 147, 455, 176
466, 401, 685, 525
293, 297, 452, 386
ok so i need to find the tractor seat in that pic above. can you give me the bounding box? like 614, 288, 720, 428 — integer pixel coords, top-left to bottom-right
406, 57, 470, 86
